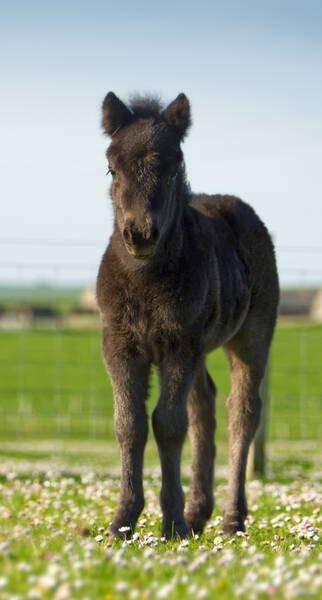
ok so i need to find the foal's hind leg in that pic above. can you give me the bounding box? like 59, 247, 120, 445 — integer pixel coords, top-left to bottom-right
185, 363, 216, 534
223, 323, 272, 535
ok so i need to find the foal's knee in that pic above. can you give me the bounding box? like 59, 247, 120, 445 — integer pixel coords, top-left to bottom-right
115, 409, 148, 447
226, 391, 262, 438
152, 403, 188, 446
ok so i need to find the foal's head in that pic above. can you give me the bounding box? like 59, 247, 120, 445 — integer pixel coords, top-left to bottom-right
102, 92, 191, 259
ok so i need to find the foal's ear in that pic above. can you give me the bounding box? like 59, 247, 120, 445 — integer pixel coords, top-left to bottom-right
102, 92, 132, 136
162, 93, 191, 140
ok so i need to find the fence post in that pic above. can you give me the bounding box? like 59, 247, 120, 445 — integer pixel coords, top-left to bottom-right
246, 360, 270, 479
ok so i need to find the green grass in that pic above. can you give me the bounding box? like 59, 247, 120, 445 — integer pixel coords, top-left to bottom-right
0, 322, 321, 441
0, 322, 321, 598
0, 454, 321, 600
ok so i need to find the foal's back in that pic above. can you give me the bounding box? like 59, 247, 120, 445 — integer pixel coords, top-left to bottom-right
192, 192, 276, 281
186, 193, 278, 350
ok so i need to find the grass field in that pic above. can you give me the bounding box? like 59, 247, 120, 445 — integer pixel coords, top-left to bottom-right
0, 452, 321, 600
0, 321, 321, 598
0, 321, 321, 441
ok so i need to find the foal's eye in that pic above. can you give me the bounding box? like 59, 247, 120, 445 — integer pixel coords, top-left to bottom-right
166, 171, 177, 187
107, 167, 116, 177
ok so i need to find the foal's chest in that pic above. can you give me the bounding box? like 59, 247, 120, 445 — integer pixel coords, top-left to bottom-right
124, 284, 183, 337
118, 274, 199, 358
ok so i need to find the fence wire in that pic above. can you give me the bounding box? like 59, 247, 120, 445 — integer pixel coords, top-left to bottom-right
0, 239, 321, 442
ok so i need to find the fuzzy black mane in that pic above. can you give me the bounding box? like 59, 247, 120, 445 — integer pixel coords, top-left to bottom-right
128, 95, 163, 119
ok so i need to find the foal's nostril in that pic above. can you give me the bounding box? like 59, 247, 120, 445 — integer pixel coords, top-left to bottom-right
123, 227, 131, 243
123, 223, 159, 249
151, 227, 159, 243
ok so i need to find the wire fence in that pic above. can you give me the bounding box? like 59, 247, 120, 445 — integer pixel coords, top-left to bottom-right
0, 238, 321, 443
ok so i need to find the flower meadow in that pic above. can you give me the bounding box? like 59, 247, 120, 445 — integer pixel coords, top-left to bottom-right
0, 458, 321, 600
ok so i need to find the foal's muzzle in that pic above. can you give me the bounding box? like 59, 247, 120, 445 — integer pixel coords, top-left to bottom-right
122, 223, 160, 259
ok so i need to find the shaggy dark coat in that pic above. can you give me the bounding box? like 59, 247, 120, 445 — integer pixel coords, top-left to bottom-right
96, 92, 279, 539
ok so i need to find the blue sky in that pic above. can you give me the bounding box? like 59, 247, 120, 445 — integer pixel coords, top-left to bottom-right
1, 0, 322, 287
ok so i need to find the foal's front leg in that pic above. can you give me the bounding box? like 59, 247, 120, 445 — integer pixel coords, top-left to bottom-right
152, 358, 196, 539
102, 329, 149, 539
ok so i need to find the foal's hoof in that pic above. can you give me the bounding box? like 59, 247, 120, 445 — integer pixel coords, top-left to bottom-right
107, 521, 133, 540
223, 513, 245, 536
162, 518, 190, 540
185, 512, 207, 536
